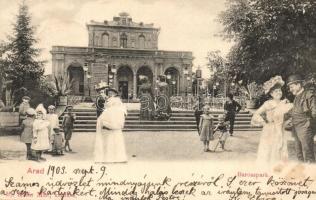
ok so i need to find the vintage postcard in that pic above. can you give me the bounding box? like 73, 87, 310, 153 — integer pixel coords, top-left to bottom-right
0, 0, 316, 199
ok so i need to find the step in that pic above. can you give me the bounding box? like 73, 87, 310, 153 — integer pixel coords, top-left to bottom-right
66, 127, 262, 132
66, 121, 253, 126
74, 124, 261, 131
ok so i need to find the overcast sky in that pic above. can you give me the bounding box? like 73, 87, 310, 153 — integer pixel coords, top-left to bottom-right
0, 0, 233, 77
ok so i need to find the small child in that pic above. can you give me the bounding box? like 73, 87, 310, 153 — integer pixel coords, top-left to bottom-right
32, 104, 50, 161
199, 104, 214, 152
46, 105, 59, 152
213, 114, 230, 150
62, 106, 76, 152
52, 128, 64, 156
20, 108, 36, 160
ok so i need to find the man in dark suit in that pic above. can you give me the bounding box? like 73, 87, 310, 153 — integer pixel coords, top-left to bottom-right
224, 93, 241, 136
287, 74, 316, 163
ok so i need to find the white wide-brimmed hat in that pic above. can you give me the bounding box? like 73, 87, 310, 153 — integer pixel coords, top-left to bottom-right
263, 75, 285, 94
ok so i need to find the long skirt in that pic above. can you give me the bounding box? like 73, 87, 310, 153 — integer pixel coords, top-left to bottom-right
256, 122, 289, 164
94, 129, 128, 163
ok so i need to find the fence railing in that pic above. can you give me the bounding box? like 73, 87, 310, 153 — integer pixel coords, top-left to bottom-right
170, 96, 247, 111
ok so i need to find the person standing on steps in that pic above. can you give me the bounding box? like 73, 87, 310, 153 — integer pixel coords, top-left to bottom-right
194, 96, 204, 134
224, 93, 241, 136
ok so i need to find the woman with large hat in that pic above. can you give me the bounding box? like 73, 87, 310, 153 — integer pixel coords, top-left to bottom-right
251, 76, 293, 164
138, 75, 155, 120
94, 87, 128, 163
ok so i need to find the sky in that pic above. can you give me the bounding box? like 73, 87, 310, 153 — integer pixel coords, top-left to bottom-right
0, 0, 233, 78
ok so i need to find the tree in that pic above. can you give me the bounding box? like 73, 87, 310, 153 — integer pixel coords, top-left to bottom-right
219, 0, 316, 85
206, 50, 235, 96
5, 2, 44, 101
0, 41, 9, 101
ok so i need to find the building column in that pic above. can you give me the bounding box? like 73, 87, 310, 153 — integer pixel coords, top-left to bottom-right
113, 72, 117, 90
133, 72, 137, 100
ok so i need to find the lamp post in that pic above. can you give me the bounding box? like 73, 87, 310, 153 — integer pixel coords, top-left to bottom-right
167, 73, 171, 96
83, 63, 94, 102
111, 64, 117, 89
184, 67, 188, 97
171, 80, 176, 96
83, 65, 91, 96
186, 76, 190, 97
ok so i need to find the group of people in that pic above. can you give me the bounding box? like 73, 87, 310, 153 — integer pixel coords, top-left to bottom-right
94, 82, 128, 163
195, 94, 241, 152
19, 96, 76, 162
253, 74, 316, 164
138, 75, 172, 121
194, 74, 316, 165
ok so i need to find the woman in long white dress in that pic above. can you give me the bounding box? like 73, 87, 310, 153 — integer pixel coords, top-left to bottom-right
94, 92, 128, 163
251, 76, 293, 164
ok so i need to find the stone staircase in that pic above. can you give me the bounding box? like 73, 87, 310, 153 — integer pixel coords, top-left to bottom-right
59, 107, 262, 132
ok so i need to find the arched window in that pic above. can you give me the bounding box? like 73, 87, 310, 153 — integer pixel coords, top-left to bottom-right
139, 35, 145, 49
102, 32, 109, 47
120, 33, 127, 48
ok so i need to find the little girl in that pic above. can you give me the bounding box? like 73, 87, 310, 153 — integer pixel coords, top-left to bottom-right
199, 105, 214, 152
31, 104, 51, 161
46, 105, 60, 152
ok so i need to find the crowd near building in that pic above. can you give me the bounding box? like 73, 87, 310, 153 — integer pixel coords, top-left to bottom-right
51, 12, 194, 100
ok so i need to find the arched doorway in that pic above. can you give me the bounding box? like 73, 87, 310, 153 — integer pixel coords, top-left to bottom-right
68, 63, 84, 95
165, 67, 180, 96
137, 66, 153, 95
117, 65, 133, 100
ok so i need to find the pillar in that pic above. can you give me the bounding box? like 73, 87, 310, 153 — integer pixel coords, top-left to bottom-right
133, 72, 137, 100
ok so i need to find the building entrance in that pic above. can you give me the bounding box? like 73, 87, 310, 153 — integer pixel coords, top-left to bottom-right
119, 81, 129, 99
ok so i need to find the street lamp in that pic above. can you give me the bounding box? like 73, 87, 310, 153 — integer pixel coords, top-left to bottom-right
110, 64, 117, 89
171, 80, 176, 96
83, 64, 92, 96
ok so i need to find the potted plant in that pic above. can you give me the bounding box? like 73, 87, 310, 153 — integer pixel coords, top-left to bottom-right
240, 82, 264, 109
53, 75, 73, 106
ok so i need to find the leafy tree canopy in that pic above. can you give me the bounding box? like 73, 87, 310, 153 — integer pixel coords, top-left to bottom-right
219, 0, 316, 85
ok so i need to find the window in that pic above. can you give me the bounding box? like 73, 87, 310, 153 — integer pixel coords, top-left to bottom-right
102, 33, 109, 47
120, 33, 128, 48
122, 18, 127, 25
139, 35, 145, 49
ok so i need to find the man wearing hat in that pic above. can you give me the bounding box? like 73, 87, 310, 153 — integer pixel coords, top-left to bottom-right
287, 74, 316, 163
95, 81, 109, 118
19, 96, 31, 125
